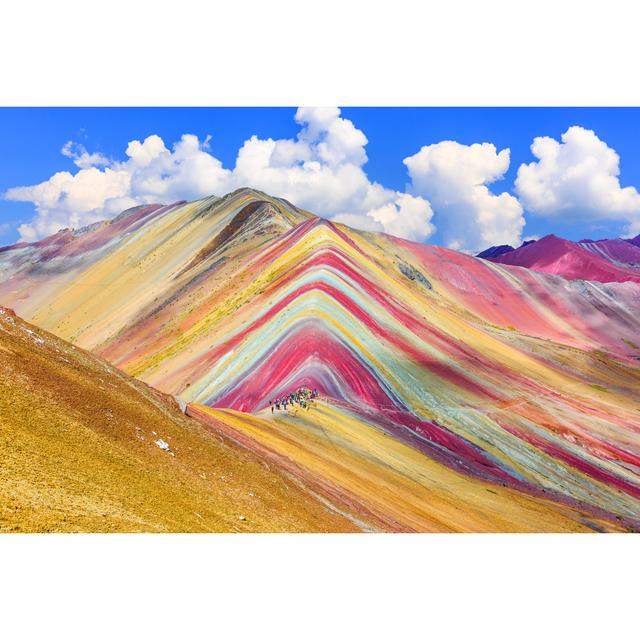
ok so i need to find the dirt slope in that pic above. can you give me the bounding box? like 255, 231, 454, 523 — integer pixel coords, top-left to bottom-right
0, 306, 359, 533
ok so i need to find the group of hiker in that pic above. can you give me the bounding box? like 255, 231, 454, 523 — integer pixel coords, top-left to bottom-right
269, 385, 319, 413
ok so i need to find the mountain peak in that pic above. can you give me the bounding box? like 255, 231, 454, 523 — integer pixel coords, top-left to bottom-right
476, 244, 514, 259
627, 233, 640, 248
487, 231, 640, 283
220, 186, 271, 201
536, 233, 566, 244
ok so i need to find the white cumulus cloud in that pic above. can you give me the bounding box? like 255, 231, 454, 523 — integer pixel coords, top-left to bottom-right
515, 125, 640, 236
5, 108, 436, 244
7, 133, 233, 241
61, 141, 110, 169
404, 141, 525, 252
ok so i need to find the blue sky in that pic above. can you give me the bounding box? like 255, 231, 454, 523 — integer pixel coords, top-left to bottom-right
1, 107, 639, 250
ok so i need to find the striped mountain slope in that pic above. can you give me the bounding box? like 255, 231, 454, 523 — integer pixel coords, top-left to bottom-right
1, 189, 639, 531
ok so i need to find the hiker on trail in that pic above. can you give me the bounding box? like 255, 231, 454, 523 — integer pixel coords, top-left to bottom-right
267, 385, 321, 416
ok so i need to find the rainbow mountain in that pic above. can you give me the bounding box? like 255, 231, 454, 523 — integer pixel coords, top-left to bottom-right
1, 188, 640, 532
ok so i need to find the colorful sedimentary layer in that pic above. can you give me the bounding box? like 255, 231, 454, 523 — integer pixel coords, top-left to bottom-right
579, 238, 640, 267
1, 188, 639, 532
189, 402, 632, 532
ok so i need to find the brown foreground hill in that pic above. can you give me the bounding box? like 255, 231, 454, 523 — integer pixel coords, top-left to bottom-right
0, 306, 359, 532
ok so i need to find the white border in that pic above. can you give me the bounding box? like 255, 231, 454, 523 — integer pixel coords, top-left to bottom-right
1, 2, 639, 638
1, 534, 639, 639
2, 0, 640, 106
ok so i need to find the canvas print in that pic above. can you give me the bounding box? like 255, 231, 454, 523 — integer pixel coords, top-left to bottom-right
1, 107, 639, 533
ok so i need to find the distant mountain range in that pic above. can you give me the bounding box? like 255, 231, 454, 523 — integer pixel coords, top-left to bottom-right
478, 233, 640, 283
